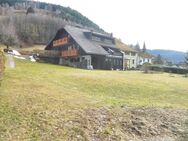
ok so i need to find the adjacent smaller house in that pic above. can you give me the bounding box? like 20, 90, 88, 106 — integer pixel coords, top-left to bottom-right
137, 52, 154, 65
116, 40, 138, 69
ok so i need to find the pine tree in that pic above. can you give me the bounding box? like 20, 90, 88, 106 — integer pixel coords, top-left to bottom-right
0, 20, 18, 48
142, 42, 146, 53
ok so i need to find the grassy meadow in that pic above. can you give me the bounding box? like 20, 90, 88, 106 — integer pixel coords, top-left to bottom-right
0, 59, 188, 140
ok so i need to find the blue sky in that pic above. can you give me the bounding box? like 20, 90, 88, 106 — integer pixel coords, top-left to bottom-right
37, 0, 188, 52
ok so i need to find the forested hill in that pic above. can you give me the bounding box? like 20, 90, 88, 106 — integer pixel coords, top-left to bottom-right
0, 0, 102, 32
0, 0, 103, 46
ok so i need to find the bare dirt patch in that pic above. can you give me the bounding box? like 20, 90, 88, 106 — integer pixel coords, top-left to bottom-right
0, 106, 187, 140
61, 107, 188, 141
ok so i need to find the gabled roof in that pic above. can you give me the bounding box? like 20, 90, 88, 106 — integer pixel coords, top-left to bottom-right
64, 25, 116, 55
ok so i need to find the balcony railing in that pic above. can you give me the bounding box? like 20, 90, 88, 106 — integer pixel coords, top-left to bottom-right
62, 49, 79, 57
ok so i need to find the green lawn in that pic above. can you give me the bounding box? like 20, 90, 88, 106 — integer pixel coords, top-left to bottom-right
0, 59, 188, 140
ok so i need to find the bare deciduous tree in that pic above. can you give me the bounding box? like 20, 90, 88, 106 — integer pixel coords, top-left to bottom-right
0, 17, 18, 48
0, 15, 66, 46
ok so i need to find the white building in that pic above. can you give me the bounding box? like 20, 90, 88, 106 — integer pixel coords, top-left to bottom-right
137, 52, 154, 66
116, 40, 138, 69
123, 50, 138, 69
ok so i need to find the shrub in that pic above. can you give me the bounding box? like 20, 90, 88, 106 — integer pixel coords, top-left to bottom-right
141, 63, 151, 73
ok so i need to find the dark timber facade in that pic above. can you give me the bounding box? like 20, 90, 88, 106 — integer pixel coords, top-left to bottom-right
45, 25, 123, 70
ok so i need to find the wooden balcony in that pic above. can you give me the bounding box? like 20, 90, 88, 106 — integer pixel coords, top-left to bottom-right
53, 37, 69, 47
62, 49, 79, 57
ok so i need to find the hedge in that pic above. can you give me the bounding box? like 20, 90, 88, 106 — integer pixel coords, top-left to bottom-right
149, 65, 188, 74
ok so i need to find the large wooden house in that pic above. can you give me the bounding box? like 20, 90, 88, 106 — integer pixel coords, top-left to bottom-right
45, 25, 123, 70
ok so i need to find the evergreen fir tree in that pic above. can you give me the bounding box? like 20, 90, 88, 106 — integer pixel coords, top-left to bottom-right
142, 42, 146, 53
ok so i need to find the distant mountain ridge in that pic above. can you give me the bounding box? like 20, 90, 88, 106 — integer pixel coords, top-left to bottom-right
148, 49, 186, 64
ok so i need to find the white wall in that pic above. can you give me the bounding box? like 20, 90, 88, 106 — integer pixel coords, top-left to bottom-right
137, 56, 152, 65
123, 52, 138, 69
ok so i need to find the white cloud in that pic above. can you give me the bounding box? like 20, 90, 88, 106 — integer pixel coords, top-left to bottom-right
36, 0, 188, 52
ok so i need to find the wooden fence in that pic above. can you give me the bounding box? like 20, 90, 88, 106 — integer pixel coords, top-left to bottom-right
0, 50, 5, 84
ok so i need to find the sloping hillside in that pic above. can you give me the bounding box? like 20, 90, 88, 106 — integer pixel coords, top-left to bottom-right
0, 0, 104, 45
0, 0, 102, 32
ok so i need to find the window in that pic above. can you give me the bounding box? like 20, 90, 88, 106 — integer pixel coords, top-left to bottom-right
77, 58, 80, 62
132, 60, 135, 64
68, 46, 72, 50
76, 44, 80, 49
117, 60, 119, 65
70, 58, 74, 62
114, 59, 116, 65
120, 60, 122, 65
72, 44, 75, 49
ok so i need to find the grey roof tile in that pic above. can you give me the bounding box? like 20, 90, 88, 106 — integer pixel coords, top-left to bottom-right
64, 25, 113, 55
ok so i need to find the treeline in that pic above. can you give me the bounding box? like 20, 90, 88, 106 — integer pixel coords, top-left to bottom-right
0, 0, 27, 6
0, 0, 102, 32
0, 15, 66, 47
60, 7, 102, 32
0, 0, 104, 47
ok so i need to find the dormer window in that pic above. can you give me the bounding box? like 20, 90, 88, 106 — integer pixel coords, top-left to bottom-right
108, 48, 114, 54
92, 36, 101, 42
